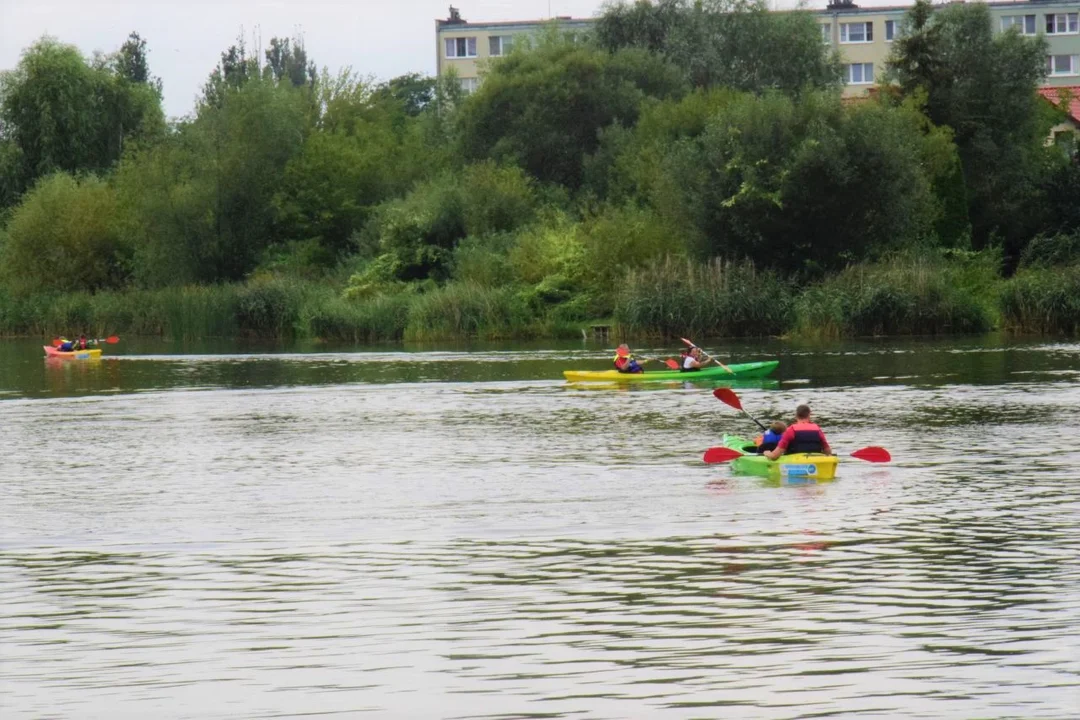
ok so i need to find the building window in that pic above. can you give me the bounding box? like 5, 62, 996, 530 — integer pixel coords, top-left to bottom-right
840, 22, 873, 43
1047, 54, 1079, 76
885, 20, 897, 41
459, 77, 480, 94
1046, 13, 1079, 35
846, 62, 874, 84
445, 37, 477, 58
489, 35, 514, 56
820, 23, 831, 44
1001, 15, 1037, 35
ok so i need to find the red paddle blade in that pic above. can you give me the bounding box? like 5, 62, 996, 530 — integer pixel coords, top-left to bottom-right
703, 447, 743, 464
712, 387, 743, 410
51, 338, 64, 347
851, 447, 891, 463
664, 359, 680, 369
103, 335, 119, 344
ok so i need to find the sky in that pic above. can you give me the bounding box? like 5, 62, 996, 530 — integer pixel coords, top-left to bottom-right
2, 0, 901, 119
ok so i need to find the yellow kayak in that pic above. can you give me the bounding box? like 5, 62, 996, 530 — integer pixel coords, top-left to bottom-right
724, 434, 839, 480
44, 345, 102, 360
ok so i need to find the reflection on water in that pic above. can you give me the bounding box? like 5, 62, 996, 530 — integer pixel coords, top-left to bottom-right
2, 335, 1080, 718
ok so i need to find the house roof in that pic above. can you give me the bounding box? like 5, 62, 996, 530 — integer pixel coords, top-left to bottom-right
1038, 86, 1080, 124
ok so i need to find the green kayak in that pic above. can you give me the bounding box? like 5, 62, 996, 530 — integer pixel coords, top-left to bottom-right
563, 360, 778, 383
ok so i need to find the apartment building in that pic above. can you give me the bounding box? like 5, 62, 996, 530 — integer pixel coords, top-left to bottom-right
435, 1, 1080, 98
435, 6, 593, 94
820, 0, 1080, 97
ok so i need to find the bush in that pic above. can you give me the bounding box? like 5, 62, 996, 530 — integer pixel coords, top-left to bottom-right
1000, 266, 1080, 334
1019, 231, 1080, 269
616, 257, 793, 338
793, 253, 995, 337
405, 282, 538, 340
1, 172, 125, 294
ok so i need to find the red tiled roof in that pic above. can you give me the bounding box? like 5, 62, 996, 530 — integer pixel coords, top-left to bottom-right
1038, 86, 1080, 124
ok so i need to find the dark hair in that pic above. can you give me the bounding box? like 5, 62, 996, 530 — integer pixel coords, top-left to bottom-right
796, 404, 811, 419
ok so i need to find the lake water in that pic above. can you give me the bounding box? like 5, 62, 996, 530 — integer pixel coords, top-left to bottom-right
2, 335, 1078, 719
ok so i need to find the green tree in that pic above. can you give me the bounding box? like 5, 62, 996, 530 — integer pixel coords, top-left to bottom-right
595, 0, 842, 93
117, 78, 311, 285
265, 36, 316, 89
457, 36, 686, 188
0, 37, 164, 197
651, 92, 953, 274
886, 0, 1051, 255
1, 172, 125, 294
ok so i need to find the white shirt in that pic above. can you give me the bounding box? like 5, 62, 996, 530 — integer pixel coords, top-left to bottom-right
683, 355, 699, 370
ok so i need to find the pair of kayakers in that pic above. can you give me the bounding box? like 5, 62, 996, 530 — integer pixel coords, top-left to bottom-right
751, 404, 832, 459
57, 335, 90, 352
613, 344, 707, 374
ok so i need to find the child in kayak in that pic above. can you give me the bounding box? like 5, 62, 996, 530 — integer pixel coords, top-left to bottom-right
755, 421, 787, 453
613, 344, 644, 374
765, 404, 831, 460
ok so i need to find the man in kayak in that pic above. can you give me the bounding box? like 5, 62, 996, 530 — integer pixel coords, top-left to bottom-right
764, 405, 832, 459
613, 344, 644, 374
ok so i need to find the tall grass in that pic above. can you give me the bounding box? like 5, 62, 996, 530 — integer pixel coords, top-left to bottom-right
1000, 266, 1080, 334
793, 253, 996, 337
616, 257, 793, 338
405, 283, 541, 341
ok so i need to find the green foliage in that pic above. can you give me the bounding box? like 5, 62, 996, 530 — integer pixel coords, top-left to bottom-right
1, 173, 125, 295
616, 257, 793, 338
457, 37, 686, 188
886, 0, 1052, 256
1019, 231, 1080, 269
793, 253, 995, 337
405, 283, 537, 340
595, 0, 842, 93
355, 162, 538, 283
116, 77, 311, 285
1000, 266, 1080, 334
654, 91, 952, 273
0, 36, 165, 198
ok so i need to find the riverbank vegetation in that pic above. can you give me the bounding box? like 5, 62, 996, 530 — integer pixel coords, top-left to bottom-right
1, 0, 1078, 341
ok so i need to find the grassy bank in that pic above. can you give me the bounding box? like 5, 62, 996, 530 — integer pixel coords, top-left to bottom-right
4, 251, 1077, 342
0, 277, 581, 342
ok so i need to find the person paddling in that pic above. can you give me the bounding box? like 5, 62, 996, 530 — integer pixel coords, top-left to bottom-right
58, 335, 89, 352
613, 344, 645, 374
764, 404, 832, 460
681, 346, 706, 372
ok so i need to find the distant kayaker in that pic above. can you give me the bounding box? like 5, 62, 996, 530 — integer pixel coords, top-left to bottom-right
58, 335, 89, 352
613, 344, 644, 374
681, 346, 705, 372
764, 405, 832, 460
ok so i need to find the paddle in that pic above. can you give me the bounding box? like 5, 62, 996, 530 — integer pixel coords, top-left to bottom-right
680, 337, 733, 374
850, 446, 891, 463
615, 353, 680, 370
702, 447, 743, 464
713, 387, 768, 433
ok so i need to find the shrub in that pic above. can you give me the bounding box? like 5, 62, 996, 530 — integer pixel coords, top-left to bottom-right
616, 257, 793, 338
1000, 266, 1080, 334
1, 172, 125, 294
793, 253, 994, 337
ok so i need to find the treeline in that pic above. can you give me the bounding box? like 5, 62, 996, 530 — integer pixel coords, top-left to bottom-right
0, 0, 1078, 341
